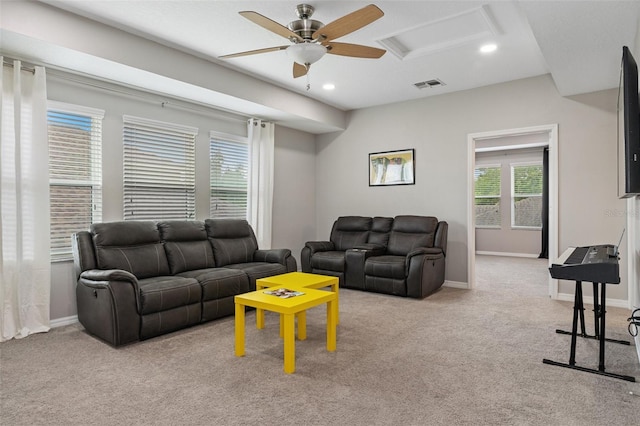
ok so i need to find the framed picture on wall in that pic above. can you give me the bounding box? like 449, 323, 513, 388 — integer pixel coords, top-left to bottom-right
369, 149, 415, 186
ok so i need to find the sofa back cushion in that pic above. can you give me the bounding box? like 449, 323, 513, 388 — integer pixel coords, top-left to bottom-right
205, 219, 258, 267
158, 220, 215, 274
387, 216, 439, 256
368, 216, 393, 247
330, 216, 372, 251
91, 221, 170, 279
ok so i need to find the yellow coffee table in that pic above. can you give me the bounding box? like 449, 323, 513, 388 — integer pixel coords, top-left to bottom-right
234, 286, 337, 374
255, 272, 340, 328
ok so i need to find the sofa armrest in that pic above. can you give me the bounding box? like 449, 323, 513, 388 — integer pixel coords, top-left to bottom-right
254, 248, 291, 265
304, 241, 335, 253
77, 269, 141, 346
405, 248, 446, 298
407, 247, 443, 258
301, 241, 335, 272
406, 248, 444, 274
352, 243, 386, 255
80, 269, 138, 283
79, 269, 141, 311
345, 247, 384, 290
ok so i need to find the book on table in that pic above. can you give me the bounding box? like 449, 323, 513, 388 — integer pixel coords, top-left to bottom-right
263, 288, 304, 298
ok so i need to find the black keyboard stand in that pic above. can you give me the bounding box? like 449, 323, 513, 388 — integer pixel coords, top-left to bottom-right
543, 280, 636, 382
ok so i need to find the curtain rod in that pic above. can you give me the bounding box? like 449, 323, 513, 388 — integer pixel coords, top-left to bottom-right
2, 55, 250, 124
2, 58, 36, 74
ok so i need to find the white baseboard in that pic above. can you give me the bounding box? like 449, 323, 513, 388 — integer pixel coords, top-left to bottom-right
50, 315, 78, 328
444, 280, 468, 289
476, 251, 540, 258
555, 293, 629, 309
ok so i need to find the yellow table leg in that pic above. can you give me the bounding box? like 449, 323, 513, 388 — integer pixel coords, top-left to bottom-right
326, 299, 336, 352
235, 303, 245, 357
331, 283, 340, 325
297, 311, 307, 340
278, 312, 306, 340
256, 307, 264, 329
283, 313, 296, 374
280, 313, 284, 338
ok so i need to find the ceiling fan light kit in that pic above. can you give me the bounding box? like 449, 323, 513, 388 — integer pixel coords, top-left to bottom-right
220, 3, 386, 80
286, 43, 327, 65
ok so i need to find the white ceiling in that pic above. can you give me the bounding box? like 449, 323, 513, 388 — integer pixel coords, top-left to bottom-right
24, 1, 640, 112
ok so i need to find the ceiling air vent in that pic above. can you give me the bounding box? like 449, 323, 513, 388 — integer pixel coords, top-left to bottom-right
414, 79, 446, 89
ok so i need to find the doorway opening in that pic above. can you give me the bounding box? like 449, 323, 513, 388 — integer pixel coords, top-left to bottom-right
467, 124, 559, 297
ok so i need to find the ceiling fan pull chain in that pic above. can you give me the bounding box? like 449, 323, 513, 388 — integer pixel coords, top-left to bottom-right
306, 65, 311, 91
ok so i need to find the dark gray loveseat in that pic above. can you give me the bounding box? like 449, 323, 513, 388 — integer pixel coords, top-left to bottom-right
301, 215, 447, 298
72, 219, 296, 346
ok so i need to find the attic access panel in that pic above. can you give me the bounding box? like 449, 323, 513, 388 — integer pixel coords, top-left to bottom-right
378, 5, 499, 60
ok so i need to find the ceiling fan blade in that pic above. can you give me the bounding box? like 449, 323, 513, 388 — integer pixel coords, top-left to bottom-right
219, 45, 289, 59
312, 4, 384, 42
293, 62, 308, 78
239, 11, 303, 42
326, 42, 386, 59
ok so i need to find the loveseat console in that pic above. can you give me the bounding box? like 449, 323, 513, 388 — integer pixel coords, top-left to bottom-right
302, 215, 447, 298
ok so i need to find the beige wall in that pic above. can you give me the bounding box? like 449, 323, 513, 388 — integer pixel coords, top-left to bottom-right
316, 74, 628, 301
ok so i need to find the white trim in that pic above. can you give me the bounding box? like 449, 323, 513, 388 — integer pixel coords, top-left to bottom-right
209, 130, 247, 143
627, 198, 637, 310
626, 198, 640, 364
476, 251, 540, 258
123, 114, 199, 135
443, 280, 468, 289
475, 142, 549, 153
50, 315, 78, 328
468, 124, 558, 297
555, 292, 630, 309
48, 100, 105, 118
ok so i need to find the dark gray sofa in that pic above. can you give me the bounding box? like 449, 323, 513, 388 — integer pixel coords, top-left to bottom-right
72, 219, 296, 346
301, 215, 447, 298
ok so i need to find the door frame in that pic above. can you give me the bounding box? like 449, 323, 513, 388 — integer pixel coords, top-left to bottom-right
467, 124, 559, 297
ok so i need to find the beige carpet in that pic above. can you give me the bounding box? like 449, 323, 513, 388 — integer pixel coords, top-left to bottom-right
1, 255, 639, 425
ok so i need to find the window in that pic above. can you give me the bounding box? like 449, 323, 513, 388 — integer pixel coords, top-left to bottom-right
123, 115, 197, 220
511, 163, 543, 228
210, 131, 249, 219
48, 101, 104, 261
474, 165, 501, 227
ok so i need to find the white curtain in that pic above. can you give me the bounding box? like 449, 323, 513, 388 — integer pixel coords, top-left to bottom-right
0, 59, 51, 341
247, 118, 274, 249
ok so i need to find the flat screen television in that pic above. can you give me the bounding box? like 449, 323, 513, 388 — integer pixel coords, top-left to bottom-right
617, 46, 640, 198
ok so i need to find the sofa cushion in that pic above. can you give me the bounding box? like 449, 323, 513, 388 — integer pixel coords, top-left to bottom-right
310, 251, 346, 272
91, 221, 170, 279
205, 219, 258, 267
137, 276, 201, 315
364, 255, 406, 279
178, 268, 249, 300
368, 216, 393, 247
225, 262, 288, 289
387, 216, 438, 256
331, 216, 371, 251
158, 221, 215, 274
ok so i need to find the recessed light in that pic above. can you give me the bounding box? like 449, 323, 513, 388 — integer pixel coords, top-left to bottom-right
322, 83, 335, 91
480, 43, 497, 53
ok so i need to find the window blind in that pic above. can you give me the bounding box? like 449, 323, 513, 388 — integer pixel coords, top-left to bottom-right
123, 115, 197, 221
210, 132, 249, 220
48, 101, 104, 261
474, 165, 501, 227
512, 163, 543, 228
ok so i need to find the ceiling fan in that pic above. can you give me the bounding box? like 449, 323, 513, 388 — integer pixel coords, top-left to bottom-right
220, 4, 386, 79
